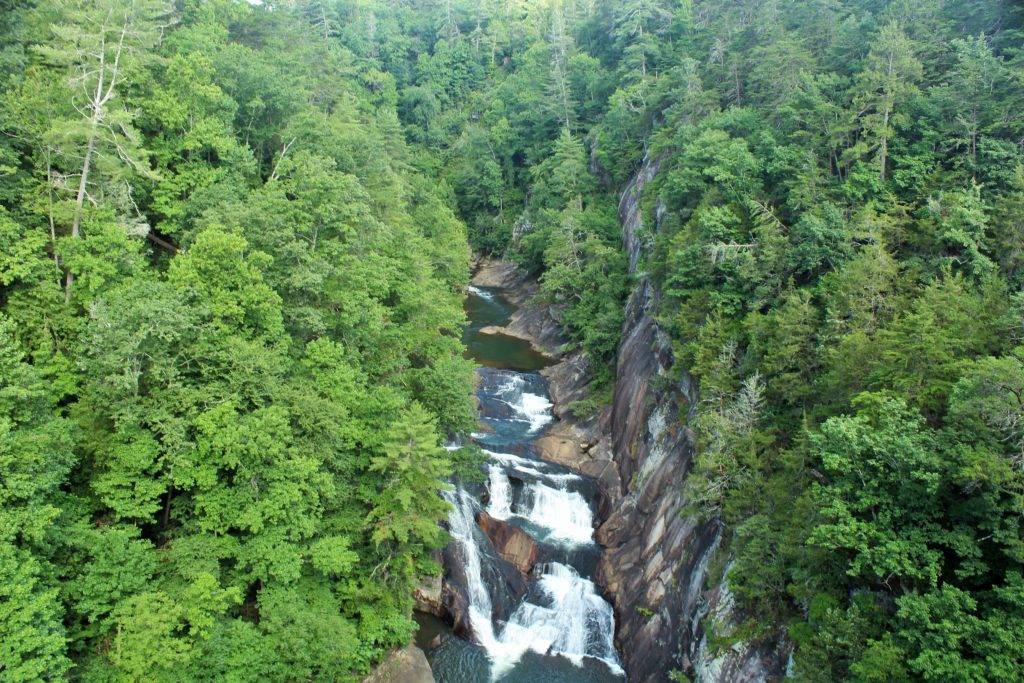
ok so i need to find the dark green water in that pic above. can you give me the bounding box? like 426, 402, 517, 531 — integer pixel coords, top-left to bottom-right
463, 285, 553, 371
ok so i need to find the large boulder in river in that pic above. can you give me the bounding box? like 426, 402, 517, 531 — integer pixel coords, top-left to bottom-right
441, 525, 528, 639
363, 644, 433, 683
476, 511, 537, 575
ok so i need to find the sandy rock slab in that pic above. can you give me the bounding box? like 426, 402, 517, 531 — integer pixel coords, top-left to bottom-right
477, 510, 538, 575
471, 258, 520, 288
363, 644, 434, 683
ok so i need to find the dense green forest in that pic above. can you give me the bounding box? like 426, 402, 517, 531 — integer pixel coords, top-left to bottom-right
2, 0, 1024, 681
0, 1, 476, 679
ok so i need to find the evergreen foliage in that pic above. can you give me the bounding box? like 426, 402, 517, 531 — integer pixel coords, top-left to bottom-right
2, 0, 1024, 680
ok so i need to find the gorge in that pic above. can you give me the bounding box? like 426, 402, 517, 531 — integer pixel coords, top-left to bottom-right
2, 2, 1022, 681
421, 276, 624, 681
420, 158, 791, 682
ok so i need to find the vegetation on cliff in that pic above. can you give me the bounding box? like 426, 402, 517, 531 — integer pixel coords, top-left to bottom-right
2, 0, 1024, 680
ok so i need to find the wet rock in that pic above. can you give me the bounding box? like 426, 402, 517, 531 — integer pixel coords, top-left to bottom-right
476, 510, 538, 575
413, 570, 444, 617
534, 421, 588, 468
363, 644, 433, 683
472, 256, 567, 357
441, 525, 527, 639
471, 258, 520, 289
505, 297, 568, 359
441, 578, 472, 640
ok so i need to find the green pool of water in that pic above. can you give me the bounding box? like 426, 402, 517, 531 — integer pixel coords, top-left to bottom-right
463, 286, 553, 372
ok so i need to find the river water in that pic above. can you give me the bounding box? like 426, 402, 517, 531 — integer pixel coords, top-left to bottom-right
416, 285, 625, 682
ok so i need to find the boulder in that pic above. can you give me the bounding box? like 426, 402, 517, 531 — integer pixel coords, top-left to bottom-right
476, 511, 538, 575
363, 644, 433, 683
413, 570, 444, 617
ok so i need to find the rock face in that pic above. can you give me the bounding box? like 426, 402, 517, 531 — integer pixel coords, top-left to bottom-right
413, 567, 444, 617
363, 644, 434, 683
476, 510, 538, 575
469, 182, 791, 680
595, 157, 789, 682
441, 528, 527, 640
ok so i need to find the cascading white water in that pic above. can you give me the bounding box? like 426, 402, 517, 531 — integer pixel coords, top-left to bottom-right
487, 465, 513, 520
518, 391, 554, 432
467, 285, 495, 300
520, 483, 595, 546
446, 458, 622, 678
446, 487, 495, 628
445, 486, 624, 679
495, 373, 554, 433
442, 306, 623, 679
496, 563, 623, 676
485, 449, 581, 484
483, 453, 594, 545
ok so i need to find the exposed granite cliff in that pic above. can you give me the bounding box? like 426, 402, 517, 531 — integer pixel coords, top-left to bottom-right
475, 157, 790, 681
596, 157, 789, 682
475, 158, 786, 679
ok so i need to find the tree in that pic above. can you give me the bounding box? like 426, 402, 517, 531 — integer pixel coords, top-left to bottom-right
809, 393, 947, 590
950, 351, 1024, 469
0, 315, 73, 681
848, 22, 922, 182
34, 0, 172, 298
366, 401, 451, 574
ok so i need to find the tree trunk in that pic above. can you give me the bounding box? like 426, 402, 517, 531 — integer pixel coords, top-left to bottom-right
879, 106, 890, 182
65, 119, 98, 301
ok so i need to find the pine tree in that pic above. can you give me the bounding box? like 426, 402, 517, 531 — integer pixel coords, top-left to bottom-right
847, 21, 922, 182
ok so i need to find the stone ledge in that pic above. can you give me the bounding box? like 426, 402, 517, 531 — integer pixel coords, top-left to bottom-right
363, 644, 433, 683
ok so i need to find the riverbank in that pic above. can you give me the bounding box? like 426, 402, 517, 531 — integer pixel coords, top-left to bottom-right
470, 259, 622, 500
423, 263, 625, 681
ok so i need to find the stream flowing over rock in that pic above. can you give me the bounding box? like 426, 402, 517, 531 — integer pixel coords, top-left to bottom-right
437, 161, 792, 680
429, 280, 625, 681
470, 159, 790, 682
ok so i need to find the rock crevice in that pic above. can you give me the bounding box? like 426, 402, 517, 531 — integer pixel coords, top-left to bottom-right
595, 157, 788, 682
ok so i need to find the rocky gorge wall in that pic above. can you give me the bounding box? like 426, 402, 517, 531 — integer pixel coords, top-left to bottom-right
595, 158, 789, 682
478, 157, 790, 682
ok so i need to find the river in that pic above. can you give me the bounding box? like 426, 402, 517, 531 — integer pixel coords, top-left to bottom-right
416, 284, 625, 682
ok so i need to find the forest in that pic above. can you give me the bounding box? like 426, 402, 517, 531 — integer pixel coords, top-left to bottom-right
1, 0, 1023, 681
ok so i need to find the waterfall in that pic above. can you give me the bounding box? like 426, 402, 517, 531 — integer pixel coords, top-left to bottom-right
497, 563, 624, 676
441, 284, 624, 680
518, 391, 554, 433
483, 452, 594, 546
445, 487, 496, 634
487, 465, 513, 520
445, 484, 623, 678
445, 457, 622, 678
493, 372, 553, 433
485, 449, 581, 484
520, 483, 594, 546
467, 285, 495, 300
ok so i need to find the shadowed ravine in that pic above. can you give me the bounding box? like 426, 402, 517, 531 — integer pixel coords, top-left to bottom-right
416, 285, 625, 682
